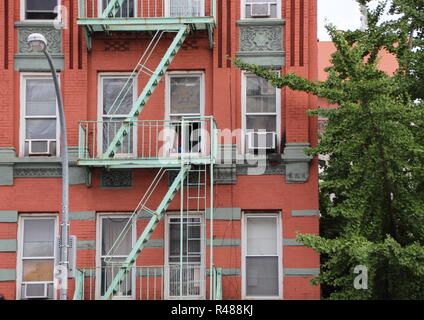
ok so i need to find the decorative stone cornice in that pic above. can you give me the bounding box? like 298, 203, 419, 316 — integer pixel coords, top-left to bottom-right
14, 22, 64, 71
236, 162, 286, 175
0, 147, 90, 185
15, 22, 62, 54
282, 143, 313, 183
236, 19, 286, 68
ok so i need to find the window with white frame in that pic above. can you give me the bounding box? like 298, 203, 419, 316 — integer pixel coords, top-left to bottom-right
167, 72, 204, 154
23, 0, 59, 20
101, 0, 135, 18
166, 0, 205, 17
166, 215, 205, 298
99, 75, 136, 157
18, 216, 57, 300
243, 73, 280, 153
21, 75, 59, 157
97, 215, 135, 299
242, 0, 280, 19
243, 214, 281, 298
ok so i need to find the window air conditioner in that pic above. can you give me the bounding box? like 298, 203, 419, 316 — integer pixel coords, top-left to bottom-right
250, 3, 271, 17
22, 282, 49, 299
247, 131, 276, 150
28, 140, 54, 156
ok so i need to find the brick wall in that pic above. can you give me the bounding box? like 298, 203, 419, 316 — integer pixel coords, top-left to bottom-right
0, 0, 319, 300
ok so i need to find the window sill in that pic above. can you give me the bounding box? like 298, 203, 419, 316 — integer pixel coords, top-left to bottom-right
15, 21, 64, 28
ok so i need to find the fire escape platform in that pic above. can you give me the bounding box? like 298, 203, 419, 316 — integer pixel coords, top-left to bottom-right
77, 0, 216, 49
78, 17, 215, 32
77, 157, 214, 169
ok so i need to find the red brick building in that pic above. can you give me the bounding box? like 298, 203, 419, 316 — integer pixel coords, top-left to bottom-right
0, 0, 319, 300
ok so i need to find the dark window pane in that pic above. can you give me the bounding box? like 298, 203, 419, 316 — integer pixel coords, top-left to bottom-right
23, 219, 55, 257
169, 218, 201, 263
26, 0, 58, 20
246, 75, 276, 113
26, 79, 56, 116
246, 257, 279, 296
103, 0, 135, 18
101, 217, 132, 256
246, 115, 277, 132
170, 76, 201, 114
26, 0, 57, 10
103, 78, 134, 115
26, 119, 56, 140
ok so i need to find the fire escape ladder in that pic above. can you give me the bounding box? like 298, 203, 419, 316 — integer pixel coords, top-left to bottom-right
102, 164, 192, 300
103, 25, 190, 159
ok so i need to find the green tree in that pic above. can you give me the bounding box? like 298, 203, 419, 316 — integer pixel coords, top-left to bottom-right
234, 0, 424, 299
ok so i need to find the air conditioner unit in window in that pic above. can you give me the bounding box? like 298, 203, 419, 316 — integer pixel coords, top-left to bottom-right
250, 3, 271, 17
247, 131, 277, 150
28, 139, 54, 156
22, 282, 49, 299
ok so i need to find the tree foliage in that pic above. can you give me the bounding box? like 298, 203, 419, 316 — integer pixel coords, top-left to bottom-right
234, 0, 424, 299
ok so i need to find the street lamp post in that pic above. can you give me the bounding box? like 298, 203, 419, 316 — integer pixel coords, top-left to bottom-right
27, 33, 69, 300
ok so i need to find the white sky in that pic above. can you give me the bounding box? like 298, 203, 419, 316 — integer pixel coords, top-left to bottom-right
318, 0, 393, 41
318, 0, 362, 41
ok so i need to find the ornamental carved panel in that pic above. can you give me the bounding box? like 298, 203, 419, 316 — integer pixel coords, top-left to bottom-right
18, 26, 62, 54
101, 169, 133, 188
239, 25, 282, 52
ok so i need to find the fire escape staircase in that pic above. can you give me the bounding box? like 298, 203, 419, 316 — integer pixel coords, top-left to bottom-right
75, 0, 218, 300
103, 165, 191, 300
103, 25, 189, 159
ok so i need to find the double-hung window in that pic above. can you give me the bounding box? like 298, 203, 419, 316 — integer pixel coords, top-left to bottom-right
242, 0, 280, 19
99, 74, 137, 158
165, 215, 205, 299
21, 75, 59, 157
23, 0, 59, 20
97, 215, 135, 299
101, 0, 135, 18
243, 73, 280, 153
166, 0, 205, 17
243, 213, 282, 299
167, 72, 204, 155
18, 216, 57, 300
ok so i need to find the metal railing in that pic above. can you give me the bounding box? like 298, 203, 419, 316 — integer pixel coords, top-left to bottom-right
78, 116, 218, 163
72, 265, 222, 300
78, 0, 216, 19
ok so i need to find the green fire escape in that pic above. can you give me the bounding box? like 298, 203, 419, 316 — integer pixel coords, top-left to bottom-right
74, 0, 220, 300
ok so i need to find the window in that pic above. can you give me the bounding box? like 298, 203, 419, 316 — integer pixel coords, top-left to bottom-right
99, 74, 137, 157
243, 73, 280, 153
166, 0, 205, 17
23, 0, 59, 20
18, 216, 57, 300
242, 0, 280, 19
165, 215, 205, 299
21, 75, 59, 157
101, 0, 135, 18
167, 72, 204, 155
97, 215, 135, 299
243, 214, 282, 298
